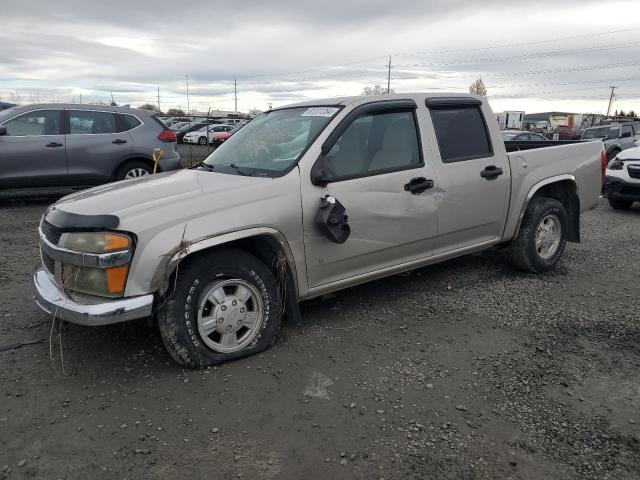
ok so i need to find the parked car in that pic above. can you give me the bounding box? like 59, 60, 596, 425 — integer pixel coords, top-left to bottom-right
32, 93, 603, 368
581, 124, 636, 160
211, 124, 244, 146
175, 122, 208, 143
208, 125, 235, 145
182, 126, 212, 145
0, 104, 181, 189
501, 130, 549, 142
602, 145, 640, 210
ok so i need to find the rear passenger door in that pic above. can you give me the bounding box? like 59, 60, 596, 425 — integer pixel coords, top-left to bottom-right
301, 101, 439, 288
0, 109, 67, 188
65, 109, 132, 184
425, 98, 511, 253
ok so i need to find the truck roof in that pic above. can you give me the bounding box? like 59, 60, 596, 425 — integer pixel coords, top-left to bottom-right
281, 92, 483, 108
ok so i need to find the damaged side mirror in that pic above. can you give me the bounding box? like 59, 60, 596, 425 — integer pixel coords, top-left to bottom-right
316, 195, 350, 244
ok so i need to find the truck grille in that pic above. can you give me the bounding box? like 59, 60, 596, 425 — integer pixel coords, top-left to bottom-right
41, 219, 62, 244
42, 251, 56, 275
628, 165, 640, 180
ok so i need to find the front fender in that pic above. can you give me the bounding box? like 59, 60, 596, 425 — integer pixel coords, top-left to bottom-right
149, 226, 299, 297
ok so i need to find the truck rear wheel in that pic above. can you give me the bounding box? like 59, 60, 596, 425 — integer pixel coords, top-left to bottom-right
608, 197, 634, 210
511, 197, 568, 273
158, 248, 282, 368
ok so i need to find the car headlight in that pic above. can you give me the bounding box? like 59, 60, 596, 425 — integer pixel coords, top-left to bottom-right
607, 159, 624, 170
59, 232, 130, 253
58, 232, 132, 297
61, 264, 129, 298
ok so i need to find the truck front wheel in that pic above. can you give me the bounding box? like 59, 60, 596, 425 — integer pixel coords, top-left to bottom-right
511, 197, 568, 273
158, 248, 282, 368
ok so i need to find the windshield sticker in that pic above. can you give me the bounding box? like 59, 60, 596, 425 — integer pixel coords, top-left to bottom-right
301, 107, 339, 117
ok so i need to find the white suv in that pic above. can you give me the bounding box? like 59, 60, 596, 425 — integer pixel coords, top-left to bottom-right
603, 145, 640, 210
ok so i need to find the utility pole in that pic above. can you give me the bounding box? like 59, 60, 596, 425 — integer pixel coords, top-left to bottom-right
387, 56, 392, 94
234, 79, 238, 113
185, 75, 190, 115
157, 85, 161, 113
606, 86, 616, 117
79, 92, 82, 104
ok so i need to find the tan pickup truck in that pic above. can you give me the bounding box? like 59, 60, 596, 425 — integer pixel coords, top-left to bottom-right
32, 93, 605, 368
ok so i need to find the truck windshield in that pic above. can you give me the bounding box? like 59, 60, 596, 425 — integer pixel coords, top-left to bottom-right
202, 106, 340, 176
582, 126, 619, 140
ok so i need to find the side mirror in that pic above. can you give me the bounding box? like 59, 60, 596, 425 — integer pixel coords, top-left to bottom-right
0, 126, 6, 136
310, 154, 332, 186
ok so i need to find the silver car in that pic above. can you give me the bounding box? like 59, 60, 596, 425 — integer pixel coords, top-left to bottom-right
0, 104, 181, 189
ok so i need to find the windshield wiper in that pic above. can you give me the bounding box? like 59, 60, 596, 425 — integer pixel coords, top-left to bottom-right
192, 161, 215, 171
229, 163, 252, 176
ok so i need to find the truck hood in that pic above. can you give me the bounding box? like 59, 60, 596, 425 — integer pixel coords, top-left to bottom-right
53, 168, 275, 227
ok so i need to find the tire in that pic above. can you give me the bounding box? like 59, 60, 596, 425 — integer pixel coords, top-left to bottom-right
198, 136, 207, 145
608, 197, 634, 210
511, 197, 568, 273
607, 149, 620, 161
115, 161, 153, 181
158, 248, 282, 368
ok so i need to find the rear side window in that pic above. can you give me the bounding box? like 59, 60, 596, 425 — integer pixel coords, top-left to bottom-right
69, 110, 117, 134
430, 106, 493, 162
120, 114, 142, 130
3, 110, 62, 136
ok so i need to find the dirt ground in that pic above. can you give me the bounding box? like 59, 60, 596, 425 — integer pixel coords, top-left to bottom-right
0, 194, 639, 480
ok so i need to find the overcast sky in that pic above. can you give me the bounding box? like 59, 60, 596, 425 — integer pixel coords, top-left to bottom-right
2, 0, 640, 114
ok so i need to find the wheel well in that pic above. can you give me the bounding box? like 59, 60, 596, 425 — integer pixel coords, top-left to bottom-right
174, 234, 301, 322
530, 180, 580, 242
113, 157, 154, 179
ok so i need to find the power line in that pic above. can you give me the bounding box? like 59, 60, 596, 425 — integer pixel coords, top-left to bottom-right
487, 75, 640, 89
393, 41, 640, 69
398, 26, 640, 57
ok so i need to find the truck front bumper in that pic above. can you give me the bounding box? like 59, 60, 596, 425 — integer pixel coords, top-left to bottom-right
32, 265, 154, 326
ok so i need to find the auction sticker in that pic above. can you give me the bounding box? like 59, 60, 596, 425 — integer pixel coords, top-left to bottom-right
301, 107, 339, 117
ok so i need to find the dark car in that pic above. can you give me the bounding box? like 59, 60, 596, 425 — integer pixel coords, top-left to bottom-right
0, 104, 181, 189
175, 122, 208, 143
501, 130, 549, 142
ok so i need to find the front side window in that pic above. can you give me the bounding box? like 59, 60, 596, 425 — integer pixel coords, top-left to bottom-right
3, 110, 62, 136
69, 110, 117, 134
324, 109, 421, 179
203, 106, 339, 177
430, 106, 493, 162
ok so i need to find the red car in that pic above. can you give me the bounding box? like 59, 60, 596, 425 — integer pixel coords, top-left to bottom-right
211, 124, 245, 146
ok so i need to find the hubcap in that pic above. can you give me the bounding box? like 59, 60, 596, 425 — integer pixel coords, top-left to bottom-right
197, 279, 264, 353
534, 214, 561, 260
125, 168, 150, 179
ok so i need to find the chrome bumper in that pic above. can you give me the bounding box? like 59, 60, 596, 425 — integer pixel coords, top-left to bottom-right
32, 265, 154, 326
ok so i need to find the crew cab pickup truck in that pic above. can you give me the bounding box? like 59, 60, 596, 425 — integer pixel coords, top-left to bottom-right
32, 93, 605, 368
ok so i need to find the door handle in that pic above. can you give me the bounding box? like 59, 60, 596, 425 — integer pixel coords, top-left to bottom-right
46, 142, 63, 148
112, 139, 128, 145
404, 177, 434, 194
480, 165, 504, 180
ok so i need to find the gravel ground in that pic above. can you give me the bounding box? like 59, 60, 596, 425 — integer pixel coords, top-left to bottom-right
0, 197, 639, 480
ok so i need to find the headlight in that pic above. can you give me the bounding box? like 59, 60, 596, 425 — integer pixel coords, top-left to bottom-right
61, 264, 129, 298
60, 232, 130, 253
58, 232, 132, 297
607, 159, 624, 170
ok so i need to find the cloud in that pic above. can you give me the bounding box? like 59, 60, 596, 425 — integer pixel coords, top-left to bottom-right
1, 0, 639, 114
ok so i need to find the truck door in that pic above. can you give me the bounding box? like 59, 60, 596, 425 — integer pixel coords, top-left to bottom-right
300, 100, 438, 289
424, 98, 511, 253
